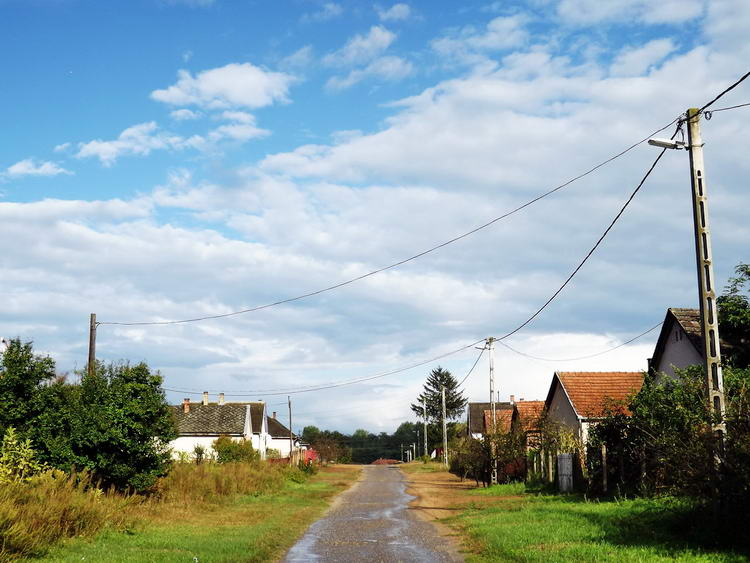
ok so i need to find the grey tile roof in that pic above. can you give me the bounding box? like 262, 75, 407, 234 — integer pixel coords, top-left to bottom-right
670, 308, 703, 352
267, 416, 295, 439
172, 401, 265, 436
172, 403, 246, 435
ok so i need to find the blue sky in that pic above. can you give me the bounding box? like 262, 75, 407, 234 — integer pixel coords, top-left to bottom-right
1, 0, 749, 432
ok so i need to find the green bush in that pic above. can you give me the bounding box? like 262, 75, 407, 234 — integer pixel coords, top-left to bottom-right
212, 436, 257, 463
0, 427, 47, 484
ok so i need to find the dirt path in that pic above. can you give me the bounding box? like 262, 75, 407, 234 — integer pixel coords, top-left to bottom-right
283, 464, 462, 562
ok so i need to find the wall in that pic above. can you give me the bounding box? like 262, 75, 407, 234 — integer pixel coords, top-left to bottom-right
654, 325, 703, 381
170, 435, 236, 460
547, 381, 582, 442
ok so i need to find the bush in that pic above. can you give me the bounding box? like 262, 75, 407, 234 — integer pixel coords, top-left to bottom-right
0, 427, 47, 484
212, 436, 257, 464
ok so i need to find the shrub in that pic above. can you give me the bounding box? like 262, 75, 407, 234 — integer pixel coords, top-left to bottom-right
0, 427, 47, 484
212, 436, 257, 464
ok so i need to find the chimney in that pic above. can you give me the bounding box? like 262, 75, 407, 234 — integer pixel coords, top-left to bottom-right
219, 393, 225, 406
183, 398, 190, 414
510, 394, 515, 404
272, 411, 277, 419
202, 391, 209, 406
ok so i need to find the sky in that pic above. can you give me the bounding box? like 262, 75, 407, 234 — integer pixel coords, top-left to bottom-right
1, 0, 749, 435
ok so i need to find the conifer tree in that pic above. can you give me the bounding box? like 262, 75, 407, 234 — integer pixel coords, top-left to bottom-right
410, 366, 467, 423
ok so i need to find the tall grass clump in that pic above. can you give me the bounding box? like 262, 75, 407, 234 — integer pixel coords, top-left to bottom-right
0, 470, 142, 560
157, 461, 295, 504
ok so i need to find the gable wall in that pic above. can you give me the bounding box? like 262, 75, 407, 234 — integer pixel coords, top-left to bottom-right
547, 382, 581, 441
654, 324, 703, 382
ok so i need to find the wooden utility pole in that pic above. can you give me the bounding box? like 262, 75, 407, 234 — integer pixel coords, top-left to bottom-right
686, 108, 727, 437
441, 386, 448, 466
87, 313, 97, 378
288, 396, 294, 466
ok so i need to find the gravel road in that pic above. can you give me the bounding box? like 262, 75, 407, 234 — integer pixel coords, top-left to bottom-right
284, 465, 462, 562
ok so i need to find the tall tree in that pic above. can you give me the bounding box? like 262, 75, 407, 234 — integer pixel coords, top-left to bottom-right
411, 366, 467, 422
718, 262, 750, 368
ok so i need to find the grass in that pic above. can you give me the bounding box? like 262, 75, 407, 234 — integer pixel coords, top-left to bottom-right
399, 461, 447, 474
30, 464, 360, 563
447, 483, 748, 562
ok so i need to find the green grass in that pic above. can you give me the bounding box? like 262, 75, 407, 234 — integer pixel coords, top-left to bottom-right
39, 465, 360, 563
399, 461, 447, 474
448, 483, 747, 562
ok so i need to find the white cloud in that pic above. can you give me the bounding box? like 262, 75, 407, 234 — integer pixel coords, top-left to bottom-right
75, 122, 204, 166
610, 39, 676, 77
151, 63, 295, 109
556, 0, 705, 25
170, 108, 202, 121
53, 142, 71, 153
219, 110, 255, 123
323, 25, 396, 67
301, 2, 343, 23
280, 45, 314, 70
431, 15, 529, 66
326, 56, 413, 90
377, 3, 411, 21
5, 158, 72, 178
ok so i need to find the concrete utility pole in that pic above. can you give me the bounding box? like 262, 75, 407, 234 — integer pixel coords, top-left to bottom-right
423, 397, 428, 458
87, 313, 97, 378
441, 386, 448, 466
487, 337, 498, 485
686, 108, 727, 437
288, 396, 294, 465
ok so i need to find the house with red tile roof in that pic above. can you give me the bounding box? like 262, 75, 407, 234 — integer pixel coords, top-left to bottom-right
649, 308, 704, 381
511, 400, 545, 449
544, 371, 644, 445
483, 408, 513, 434
466, 401, 512, 439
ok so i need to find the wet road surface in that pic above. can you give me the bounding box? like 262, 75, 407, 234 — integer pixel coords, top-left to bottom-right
284, 465, 462, 562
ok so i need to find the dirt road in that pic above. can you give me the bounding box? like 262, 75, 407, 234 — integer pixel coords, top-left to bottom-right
283, 464, 462, 562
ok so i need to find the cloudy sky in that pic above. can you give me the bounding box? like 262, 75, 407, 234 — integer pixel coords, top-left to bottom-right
2, 0, 748, 434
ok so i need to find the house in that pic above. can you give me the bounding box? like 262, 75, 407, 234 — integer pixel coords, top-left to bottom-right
467, 401, 512, 439
483, 408, 513, 434
649, 308, 703, 381
170, 392, 269, 460
511, 400, 545, 449
544, 372, 644, 445
266, 410, 299, 458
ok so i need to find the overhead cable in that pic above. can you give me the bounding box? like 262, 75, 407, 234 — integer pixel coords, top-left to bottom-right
699, 69, 750, 113
497, 321, 662, 362
98, 118, 680, 327
457, 346, 486, 387
164, 338, 485, 396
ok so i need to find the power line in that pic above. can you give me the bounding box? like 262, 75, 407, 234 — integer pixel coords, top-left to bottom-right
98, 118, 680, 327
164, 338, 485, 396
700, 69, 750, 112
703, 101, 750, 120
497, 321, 662, 362
457, 346, 486, 387
491, 134, 674, 342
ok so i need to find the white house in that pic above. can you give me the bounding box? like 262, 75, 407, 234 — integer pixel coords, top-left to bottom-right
266, 411, 299, 458
648, 308, 704, 381
170, 392, 269, 460
544, 371, 644, 445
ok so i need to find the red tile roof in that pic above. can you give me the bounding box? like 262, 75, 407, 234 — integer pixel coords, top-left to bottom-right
484, 408, 513, 433
557, 371, 644, 418
514, 400, 545, 431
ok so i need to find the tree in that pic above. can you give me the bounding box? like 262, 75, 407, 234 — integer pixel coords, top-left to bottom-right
718, 262, 750, 368
410, 367, 467, 422
0, 339, 56, 437
301, 425, 321, 444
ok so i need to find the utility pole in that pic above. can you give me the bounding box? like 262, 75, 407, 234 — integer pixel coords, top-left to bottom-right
441, 385, 448, 467
487, 337, 498, 484
400, 443, 403, 462
686, 108, 726, 437
423, 397, 428, 458
288, 396, 294, 466
87, 313, 97, 378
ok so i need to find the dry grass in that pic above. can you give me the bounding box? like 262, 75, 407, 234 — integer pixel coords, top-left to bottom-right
0, 470, 142, 561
